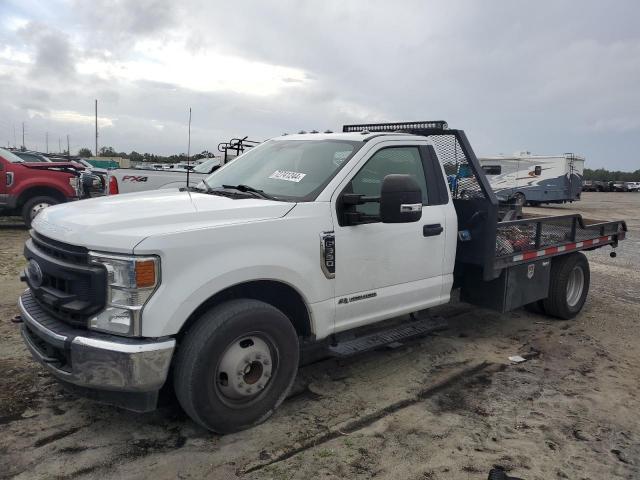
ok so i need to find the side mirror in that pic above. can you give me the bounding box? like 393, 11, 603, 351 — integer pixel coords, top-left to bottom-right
380, 174, 422, 223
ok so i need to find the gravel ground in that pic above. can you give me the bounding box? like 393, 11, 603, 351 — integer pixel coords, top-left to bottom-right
0, 192, 638, 480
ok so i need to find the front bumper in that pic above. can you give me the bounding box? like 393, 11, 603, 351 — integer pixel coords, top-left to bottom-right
18, 289, 175, 411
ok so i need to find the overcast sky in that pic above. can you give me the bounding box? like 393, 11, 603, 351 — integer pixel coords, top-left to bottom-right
1, 0, 639, 170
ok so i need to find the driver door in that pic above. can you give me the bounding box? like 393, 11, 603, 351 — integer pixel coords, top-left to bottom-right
331, 143, 448, 333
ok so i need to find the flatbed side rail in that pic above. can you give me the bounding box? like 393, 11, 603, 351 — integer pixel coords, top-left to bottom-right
494, 214, 627, 268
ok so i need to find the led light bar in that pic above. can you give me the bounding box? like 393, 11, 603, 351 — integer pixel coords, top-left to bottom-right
342, 121, 448, 133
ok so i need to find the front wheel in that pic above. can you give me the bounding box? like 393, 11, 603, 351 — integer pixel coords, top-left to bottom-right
173, 299, 300, 433
543, 253, 590, 319
22, 196, 59, 227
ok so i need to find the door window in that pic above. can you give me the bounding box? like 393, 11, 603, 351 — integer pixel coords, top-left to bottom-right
346, 147, 428, 219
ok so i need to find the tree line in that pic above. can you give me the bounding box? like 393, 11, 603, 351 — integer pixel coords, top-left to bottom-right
77, 146, 216, 163
584, 168, 640, 182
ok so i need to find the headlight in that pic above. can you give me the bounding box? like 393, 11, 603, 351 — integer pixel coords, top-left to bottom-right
69, 176, 81, 196
88, 252, 160, 336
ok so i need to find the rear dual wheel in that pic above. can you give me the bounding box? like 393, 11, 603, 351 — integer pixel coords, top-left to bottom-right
524, 253, 590, 320
173, 299, 299, 433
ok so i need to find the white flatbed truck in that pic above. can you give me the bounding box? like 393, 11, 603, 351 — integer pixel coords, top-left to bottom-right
17, 121, 626, 432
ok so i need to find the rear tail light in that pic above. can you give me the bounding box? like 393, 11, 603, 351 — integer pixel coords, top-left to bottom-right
109, 175, 119, 195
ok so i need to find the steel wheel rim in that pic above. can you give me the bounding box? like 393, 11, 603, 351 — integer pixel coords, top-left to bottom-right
30, 202, 51, 220
214, 332, 278, 407
566, 266, 585, 307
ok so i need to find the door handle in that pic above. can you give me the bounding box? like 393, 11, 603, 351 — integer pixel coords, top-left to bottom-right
423, 224, 443, 237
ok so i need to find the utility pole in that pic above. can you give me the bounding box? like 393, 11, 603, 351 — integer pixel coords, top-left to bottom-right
59, 138, 61, 154
95, 99, 98, 157
21, 122, 25, 150
46, 132, 49, 153
13, 124, 16, 148
67, 134, 70, 157
186, 107, 192, 188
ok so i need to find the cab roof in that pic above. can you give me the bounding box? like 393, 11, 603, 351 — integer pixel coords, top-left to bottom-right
272, 131, 413, 142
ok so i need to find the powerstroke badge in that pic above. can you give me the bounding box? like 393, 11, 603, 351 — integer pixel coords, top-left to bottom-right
338, 292, 377, 305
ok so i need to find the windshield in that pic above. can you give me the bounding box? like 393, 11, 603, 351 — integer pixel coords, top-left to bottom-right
201, 139, 362, 201
0, 148, 25, 163
193, 158, 220, 174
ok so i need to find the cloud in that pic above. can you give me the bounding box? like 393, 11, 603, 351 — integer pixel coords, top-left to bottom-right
17, 22, 76, 78
0, 0, 639, 169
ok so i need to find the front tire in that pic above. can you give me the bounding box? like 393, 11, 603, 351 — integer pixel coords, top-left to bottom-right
543, 253, 590, 319
173, 299, 300, 433
22, 196, 59, 227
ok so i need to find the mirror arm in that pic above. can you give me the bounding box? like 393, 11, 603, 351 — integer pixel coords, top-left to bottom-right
341, 193, 380, 206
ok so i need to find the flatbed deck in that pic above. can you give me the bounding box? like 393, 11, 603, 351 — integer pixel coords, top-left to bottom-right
494, 213, 627, 269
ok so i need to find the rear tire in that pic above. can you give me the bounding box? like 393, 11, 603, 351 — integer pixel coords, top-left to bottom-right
22, 196, 59, 227
542, 253, 590, 320
173, 299, 300, 433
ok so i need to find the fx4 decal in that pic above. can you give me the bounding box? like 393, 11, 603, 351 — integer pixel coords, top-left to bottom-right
122, 175, 148, 182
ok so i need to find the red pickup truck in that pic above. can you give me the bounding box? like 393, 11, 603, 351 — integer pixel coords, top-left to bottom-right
0, 147, 85, 226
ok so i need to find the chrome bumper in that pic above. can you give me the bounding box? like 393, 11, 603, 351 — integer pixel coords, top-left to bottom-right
19, 290, 175, 394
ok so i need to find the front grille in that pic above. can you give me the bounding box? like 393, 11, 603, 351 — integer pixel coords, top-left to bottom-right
25, 232, 106, 329
31, 232, 88, 265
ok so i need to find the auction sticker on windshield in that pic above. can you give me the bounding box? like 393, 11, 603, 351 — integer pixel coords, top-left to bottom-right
269, 170, 307, 182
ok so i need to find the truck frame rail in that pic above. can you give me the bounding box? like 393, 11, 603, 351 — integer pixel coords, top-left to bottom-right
494, 214, 627, 269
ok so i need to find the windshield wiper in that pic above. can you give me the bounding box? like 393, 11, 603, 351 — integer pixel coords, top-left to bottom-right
221, 184, 278, 200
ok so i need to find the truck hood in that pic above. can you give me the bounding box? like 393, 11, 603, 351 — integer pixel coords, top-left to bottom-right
22, 161, 85, 172
32, 190, 295, 253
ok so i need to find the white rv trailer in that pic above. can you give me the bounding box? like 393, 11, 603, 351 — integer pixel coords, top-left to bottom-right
478, 152, 584, 205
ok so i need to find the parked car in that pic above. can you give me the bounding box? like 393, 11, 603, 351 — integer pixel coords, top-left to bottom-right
12, 151, 53, 163
16, 121, 627, 433
582, 180, 607, 192
624, 181, 640, 192
611, 181, 628, 192
0, 147, 85, 226
105, 157, 222, 195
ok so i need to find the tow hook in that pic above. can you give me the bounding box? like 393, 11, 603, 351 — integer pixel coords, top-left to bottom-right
11, 315, 23, 324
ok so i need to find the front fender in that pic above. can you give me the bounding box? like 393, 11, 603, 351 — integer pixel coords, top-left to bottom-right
135, 207, 334, 337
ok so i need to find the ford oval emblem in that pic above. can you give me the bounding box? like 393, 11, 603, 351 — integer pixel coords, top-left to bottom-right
27, 260, 44, 288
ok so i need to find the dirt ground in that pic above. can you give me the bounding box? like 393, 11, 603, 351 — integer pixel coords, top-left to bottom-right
0, 192, 638, 480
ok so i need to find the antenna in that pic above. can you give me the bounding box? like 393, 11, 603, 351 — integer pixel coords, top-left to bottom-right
186, 107, 192, 189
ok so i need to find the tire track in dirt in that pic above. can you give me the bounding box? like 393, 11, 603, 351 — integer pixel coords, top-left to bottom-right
241, 361, 495, 474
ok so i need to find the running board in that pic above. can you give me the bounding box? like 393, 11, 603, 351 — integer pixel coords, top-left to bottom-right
328, 316, 448, 358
